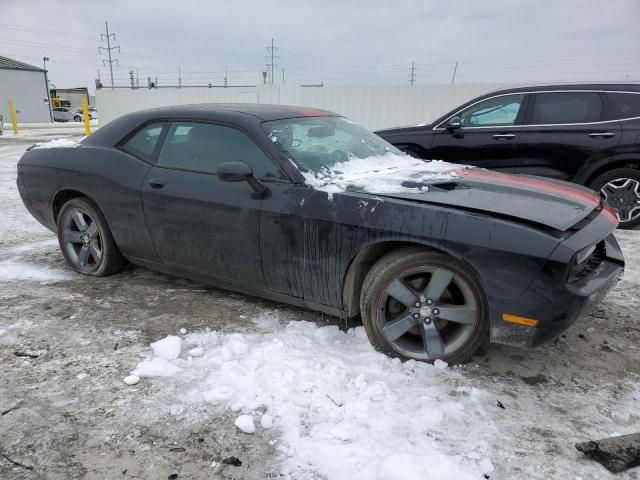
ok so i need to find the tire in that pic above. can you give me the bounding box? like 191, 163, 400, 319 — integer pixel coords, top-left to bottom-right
74, 115, 82, 122
590, 168, 640, 229
56, 197, 127, 276
360, 247, 489, 364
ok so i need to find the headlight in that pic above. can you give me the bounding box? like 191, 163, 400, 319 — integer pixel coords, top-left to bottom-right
575, 243, 597, 264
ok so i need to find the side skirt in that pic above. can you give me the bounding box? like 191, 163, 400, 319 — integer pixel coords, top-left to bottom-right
125, 256, 347, 320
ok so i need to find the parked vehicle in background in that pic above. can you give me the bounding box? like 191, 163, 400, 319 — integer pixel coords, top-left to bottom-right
17, 104, 624, 364
377, 84, 640, 228
52, 107, 96, 122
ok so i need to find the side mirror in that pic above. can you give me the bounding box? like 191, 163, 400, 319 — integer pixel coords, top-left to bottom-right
446, 116, 462, 130
217, 161, 268, 198
218, 161, 253, 182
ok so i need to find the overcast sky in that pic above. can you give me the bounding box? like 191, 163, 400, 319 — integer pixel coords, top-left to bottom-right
2, 0, 639, 93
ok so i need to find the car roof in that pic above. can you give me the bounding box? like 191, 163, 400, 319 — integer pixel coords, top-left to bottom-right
134, 103, 338, 122
486, 83, 640, 95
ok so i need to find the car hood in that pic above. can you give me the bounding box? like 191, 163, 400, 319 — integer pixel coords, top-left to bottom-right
375, 169, 604, 231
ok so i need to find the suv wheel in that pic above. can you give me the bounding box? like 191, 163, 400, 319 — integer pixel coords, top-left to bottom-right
590, 168, 640, 229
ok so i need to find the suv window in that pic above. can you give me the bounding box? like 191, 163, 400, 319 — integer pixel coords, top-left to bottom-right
122, 123, 164, 159
530, 92, 602, 125
607, 92, 640, 120
459, 94, 524, 127
157, 122, 282, 179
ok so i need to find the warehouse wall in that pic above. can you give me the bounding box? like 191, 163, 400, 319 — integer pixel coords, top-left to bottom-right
0, 69, 52, 123
96, 83, 509, 130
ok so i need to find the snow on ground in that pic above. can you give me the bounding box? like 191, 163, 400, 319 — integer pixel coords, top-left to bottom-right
125, 310, 640, 480
302, 152, 463, 197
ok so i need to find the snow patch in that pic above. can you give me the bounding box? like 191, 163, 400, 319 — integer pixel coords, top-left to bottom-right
0, 260, 70, 283
234, 414, 256, 434
129, 320, 494, 479
151, 335, 182, 360
302, 152, 464, 197
31, 137, 82, 149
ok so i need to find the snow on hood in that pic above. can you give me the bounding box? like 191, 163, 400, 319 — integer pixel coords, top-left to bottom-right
31, 137, 83, 149
301, 152, 465, 197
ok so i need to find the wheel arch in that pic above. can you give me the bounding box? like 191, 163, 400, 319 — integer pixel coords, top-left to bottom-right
52, 188, 101, 224
581, 157, 640, 187
342, 239, 468, 318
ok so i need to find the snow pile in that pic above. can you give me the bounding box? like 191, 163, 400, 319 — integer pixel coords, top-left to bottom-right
0, 259, 70, 284
31, 137, 83, 149
302, 152, 464, 197
129, 317, 494, 479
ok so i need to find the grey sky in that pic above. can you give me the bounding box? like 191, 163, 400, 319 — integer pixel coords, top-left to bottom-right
2, 0, 639, 93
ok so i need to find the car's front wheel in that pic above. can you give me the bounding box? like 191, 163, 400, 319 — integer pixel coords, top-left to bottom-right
591, 168, 640, 229
360, 248, 488, 364
57, 198, 127, 276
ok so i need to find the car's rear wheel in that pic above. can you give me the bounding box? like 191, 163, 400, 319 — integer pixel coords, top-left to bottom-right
57, 198, 127, 276
360, 248, 488, 364
73, 115, 82, 122
591, 168, 640, 229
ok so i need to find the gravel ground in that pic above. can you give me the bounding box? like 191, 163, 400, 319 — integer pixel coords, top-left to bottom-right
1, 126, 639, 479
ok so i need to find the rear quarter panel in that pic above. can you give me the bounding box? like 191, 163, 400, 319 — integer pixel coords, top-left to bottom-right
20, 145, 158, 262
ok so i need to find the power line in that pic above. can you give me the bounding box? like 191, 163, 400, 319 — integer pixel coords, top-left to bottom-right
99, 21, 120, 90
265, 38, 279, 84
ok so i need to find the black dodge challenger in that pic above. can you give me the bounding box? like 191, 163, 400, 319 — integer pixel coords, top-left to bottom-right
17, 104, 625, 364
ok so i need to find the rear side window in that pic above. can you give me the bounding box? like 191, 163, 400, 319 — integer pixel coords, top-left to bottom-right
122, 123, 164, 160
156, 122, 282, 179
607, 92, 640, 120
530, 92, 602, 125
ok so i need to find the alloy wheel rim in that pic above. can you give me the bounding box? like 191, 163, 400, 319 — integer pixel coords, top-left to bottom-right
375, 264, 479, 361
62, 208, 103, 273
599, 178, 640, 223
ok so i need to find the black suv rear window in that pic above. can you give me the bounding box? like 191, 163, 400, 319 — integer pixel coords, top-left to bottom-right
607, 92, 640, 120
530, 92, 602, 125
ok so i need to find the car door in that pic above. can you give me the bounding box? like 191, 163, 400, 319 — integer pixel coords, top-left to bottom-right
517, 91, 621, 181
140, 120, 283, 289
429, 93, 526, 172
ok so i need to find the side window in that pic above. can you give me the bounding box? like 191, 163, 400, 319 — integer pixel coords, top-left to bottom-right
122, 123, 164, 160
157, 122, 282, 179
531, 92, 602, 125
607, 92, 640, 120
459, 94, 524, 127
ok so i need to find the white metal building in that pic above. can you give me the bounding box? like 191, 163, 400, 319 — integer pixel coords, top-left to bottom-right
0, 55, 52, 123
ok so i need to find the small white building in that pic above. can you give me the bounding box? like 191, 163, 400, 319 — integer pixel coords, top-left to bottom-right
0, 55, 52, 123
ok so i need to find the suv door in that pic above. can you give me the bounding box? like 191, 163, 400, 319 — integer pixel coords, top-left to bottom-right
141, 121, 283, 288
517, 91, 621, 181
429, 93, 526, 172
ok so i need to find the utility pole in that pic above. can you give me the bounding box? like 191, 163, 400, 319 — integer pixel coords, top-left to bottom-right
282, 69, 285, 84
451, 61, 458, 85
136, 68, 139, 88
224, 67, 228, 87
42, 57, 53, 122
265, 38, 279, 84
409, 61, 416, 86
99, 21, 120, 90
262, 70, 268, 84
129, 70, 135, 89
178, 66, 182, 88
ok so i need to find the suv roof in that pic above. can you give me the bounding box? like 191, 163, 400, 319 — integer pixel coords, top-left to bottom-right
488, 83, 640, 95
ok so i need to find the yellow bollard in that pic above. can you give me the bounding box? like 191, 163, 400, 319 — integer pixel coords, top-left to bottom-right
8, 99, 18, 135
81, 98, 91, 136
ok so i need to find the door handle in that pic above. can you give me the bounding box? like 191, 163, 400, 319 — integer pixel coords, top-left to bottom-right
492, 133, 516, 140
588, 132, 615, 138
148, 178, 167, 189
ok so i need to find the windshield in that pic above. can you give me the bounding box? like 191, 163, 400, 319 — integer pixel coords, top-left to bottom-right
262, 116, 402, 173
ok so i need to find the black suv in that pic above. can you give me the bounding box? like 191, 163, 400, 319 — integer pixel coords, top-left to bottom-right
377, 84, 640, 228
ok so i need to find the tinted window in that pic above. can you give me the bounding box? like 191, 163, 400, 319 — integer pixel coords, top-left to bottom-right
123, 123, 164, 159
157, 122, 281, 178
531, 92, 602, 124
607, 92, 640, 120
459, 94, 524, 127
